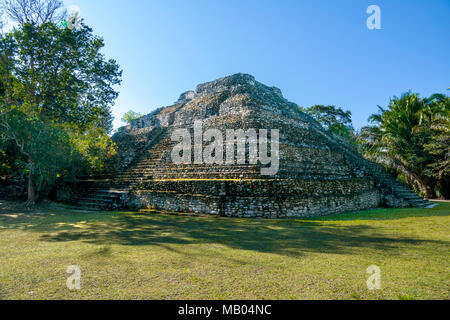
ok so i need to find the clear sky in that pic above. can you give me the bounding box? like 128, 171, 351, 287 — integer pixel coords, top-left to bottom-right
62, 0, 450, 131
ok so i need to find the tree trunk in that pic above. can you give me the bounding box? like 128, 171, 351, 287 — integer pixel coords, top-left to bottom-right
439, 178, 450, 200
416, 180, 434, 199
26, 160, 37, 206
27, 174, 37, 206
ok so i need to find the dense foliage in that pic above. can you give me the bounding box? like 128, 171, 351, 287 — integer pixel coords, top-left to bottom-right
0, 4, 121, 204
300, 105, 359, 148
121, 110, 143, 125
360, 92, 449, 199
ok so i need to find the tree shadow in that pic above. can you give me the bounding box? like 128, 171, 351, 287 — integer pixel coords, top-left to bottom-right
42, 214, 450, 257
307, 203, 449, 221
1, 208, 448, 258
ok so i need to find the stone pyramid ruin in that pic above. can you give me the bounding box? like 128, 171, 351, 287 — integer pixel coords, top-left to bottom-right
73, 74, 433, 217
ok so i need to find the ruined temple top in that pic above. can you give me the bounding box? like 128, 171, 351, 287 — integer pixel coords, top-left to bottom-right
117, 73, 312, 133
196, 73, 256, 94
175, 73, 284, 103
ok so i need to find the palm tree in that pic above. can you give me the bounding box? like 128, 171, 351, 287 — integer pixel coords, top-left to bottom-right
360, 92, 447, 199
419, 94, 450, 198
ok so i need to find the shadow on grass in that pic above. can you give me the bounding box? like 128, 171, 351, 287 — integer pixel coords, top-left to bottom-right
1, 208, 448, 257
307, 202, 450, 221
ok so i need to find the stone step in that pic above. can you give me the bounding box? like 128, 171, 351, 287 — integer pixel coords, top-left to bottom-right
92, 190, 128, 195
412, 203, 430, 208
403, 196, 423, 201
70, 188, 129, 211
391, 185, 413, 188
409, 198, 428, 204
115, 169, 263, 176
393, 189, 416, 194
79, 191, 124, 198
73, 201, 110, 208
348, 159, 431, 207
120, 167, 262, 174
77, 197, 114, 203
393, 187, 415, 191
67, 206, 104, 212
411, 203, 430, 208
395, 192, 420, 198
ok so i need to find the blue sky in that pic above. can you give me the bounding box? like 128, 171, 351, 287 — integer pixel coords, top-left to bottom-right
62, 0, 450, 131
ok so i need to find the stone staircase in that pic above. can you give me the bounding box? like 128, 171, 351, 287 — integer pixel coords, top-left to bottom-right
313, 130, 435, 209
71, 126, 272, 211
341, 151, 434, 208
70, 126, 264, 211
69, 189, 129, 211
70, 128, 169, 211
363, 162, 434, 208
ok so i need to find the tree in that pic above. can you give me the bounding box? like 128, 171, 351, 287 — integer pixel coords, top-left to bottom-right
300, 105, 358, 147
0, 9, 5, 33
360, 92, 449, 199
0, 109, 72, 204
0, 130, 23, 177
121, 110, 142, 125
1, 0, 66, 26
1, 22, 121, 130
419, 94, 450, 198
0, 16, 121, 204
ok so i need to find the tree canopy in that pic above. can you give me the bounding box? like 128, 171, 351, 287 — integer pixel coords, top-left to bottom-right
121, 110, 143, 125
300, 105, 358, 148
1, 0, 66, 26
360, 92, 449, 199
0, 2, 121, 204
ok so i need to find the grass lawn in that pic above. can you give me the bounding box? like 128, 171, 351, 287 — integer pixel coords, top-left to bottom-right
0, 201, 448, 300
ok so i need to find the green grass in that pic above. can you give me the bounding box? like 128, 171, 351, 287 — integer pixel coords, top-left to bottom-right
0, 202, 449, 300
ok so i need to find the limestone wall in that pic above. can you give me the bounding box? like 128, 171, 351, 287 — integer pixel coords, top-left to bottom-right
129, 179, 381, 218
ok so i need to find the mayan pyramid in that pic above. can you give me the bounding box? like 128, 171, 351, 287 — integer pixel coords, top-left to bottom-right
74, 74, 432, 217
